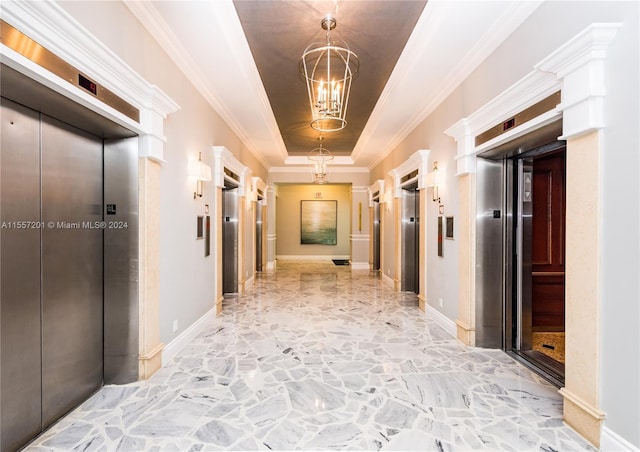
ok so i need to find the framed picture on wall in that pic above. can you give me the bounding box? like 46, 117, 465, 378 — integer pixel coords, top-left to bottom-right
300, 200, 337, 245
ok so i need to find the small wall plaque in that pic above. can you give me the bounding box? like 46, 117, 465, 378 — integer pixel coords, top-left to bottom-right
446, 216, 454, 239
196, 216, 204, 239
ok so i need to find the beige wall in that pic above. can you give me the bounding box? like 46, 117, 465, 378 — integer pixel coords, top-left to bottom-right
58, 1, 267, 345
275, 184, 351, 258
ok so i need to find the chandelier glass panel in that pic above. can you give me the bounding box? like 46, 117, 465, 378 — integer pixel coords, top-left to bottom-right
300, 15, 359, 133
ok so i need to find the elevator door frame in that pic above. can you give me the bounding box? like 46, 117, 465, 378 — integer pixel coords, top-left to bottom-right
256, 197, 263, 272
372, 199, 381, 272
222, 181, 239, 294
401, 181, 419, 293
1, 70, 139, 451
507, 143, 567, 385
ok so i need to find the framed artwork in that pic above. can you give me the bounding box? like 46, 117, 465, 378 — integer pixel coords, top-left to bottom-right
300, 200, 337, 245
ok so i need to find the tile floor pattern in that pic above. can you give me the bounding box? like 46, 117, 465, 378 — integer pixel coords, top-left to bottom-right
27, 262, 595, 451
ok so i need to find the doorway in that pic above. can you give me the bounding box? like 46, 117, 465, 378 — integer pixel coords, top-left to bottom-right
511, 146, 566, 382
222, 182, 239, 293
401, 182, 420, 293
1, 94, 139, 450
475, 119, 566, 385
256, 196, 263, 272
372, 199, 381, 272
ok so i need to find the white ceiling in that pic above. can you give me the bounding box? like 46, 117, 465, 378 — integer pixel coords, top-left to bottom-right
124, 0, 543, 171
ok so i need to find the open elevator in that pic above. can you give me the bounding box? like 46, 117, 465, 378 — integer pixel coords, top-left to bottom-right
475, 118, 566, 385
222, 181, 239, 294
0, 63, 139, 451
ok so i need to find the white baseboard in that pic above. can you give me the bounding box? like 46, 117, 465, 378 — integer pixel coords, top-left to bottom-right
162, 307, 216, 365
425, 303, 457, 338
266, 261, 275, 271
601, 426, 639, 452
350, 262, 369, 270
276, 255, 349, 261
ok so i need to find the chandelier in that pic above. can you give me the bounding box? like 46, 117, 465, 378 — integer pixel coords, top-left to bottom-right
308, 137, 334, 184
300, 15, 359, 133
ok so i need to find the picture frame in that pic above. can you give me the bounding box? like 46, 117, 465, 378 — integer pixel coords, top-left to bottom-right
300, 200, 337, 245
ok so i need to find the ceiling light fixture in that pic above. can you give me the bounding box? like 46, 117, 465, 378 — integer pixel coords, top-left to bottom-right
300, 15, 359, 133
308, 136, 334, 184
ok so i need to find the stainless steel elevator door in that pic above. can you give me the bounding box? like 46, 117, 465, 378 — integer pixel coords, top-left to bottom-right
0, 99, 43, 452
401, 185, 419, 293
41, 115, 104, 427
223, 186, 239, 293
372, 200, 381, 271
475, 157, 505, 348
256, 200, 263, 272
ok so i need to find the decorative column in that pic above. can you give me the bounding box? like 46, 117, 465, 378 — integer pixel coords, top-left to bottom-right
350, 186, 370, 269
445, 119, 477, 345
266, 186, 277, 271
536, 24, 620, 447
138, 87, 181, 379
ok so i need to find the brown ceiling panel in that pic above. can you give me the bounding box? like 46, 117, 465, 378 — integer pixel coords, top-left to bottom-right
233, 0, 426, 157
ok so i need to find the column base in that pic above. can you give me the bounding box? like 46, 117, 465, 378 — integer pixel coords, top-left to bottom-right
139, 342, 164, 379
418, 294, 426, 312
216, 296, 224, 314
560, 388, 606, 448
456, 320, 475, 346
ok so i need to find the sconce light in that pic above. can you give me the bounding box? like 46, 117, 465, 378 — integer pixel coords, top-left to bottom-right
428, 161, 441, 203
188, 152, 212, 199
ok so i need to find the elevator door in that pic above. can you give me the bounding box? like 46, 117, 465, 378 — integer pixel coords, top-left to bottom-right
256, 199, 263, 272
372, 200, 381, 271
401, 184, 419, 293
222, 185, 239, 293
1, 99, 103, 451
41, 114, 104, 427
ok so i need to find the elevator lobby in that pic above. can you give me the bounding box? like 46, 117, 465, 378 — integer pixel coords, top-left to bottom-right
1, 1, 638, 451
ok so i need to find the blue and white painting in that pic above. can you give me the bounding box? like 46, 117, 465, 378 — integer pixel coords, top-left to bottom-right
300, 200, 337, 245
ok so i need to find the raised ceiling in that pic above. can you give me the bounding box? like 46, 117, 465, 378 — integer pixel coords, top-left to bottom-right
124, 0, 544, 170
233, 1, 427, 158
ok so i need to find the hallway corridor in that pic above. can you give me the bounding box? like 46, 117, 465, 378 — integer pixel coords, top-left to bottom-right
27, 263, 594, 451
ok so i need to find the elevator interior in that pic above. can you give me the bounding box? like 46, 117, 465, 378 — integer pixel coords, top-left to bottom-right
401, 182, 419, 293
0, 64, 139, 451
475, 120, 566, 385
222, 181, 239, 293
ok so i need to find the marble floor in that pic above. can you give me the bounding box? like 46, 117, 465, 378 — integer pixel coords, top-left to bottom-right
26, 262, 595, 451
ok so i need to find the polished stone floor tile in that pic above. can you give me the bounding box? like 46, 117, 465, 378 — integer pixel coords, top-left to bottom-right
26, 262, 595, 451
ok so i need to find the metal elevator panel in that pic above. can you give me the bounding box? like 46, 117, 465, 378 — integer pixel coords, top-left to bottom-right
517, 159, 534, 351
223, 186, 239, 293
0, 98, 43, 452
401, 185, 419, 293
256, 199, 263, 272
40, 115, 104, 428
475, 157, 505, 348
372, 200, 381, 271
104, 137, 139, 384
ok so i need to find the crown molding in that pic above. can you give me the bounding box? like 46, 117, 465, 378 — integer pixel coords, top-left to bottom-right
359, 0, 543, 170
1, 0, 179, 162
123, 0, 284, 170
445, 23, 621, 175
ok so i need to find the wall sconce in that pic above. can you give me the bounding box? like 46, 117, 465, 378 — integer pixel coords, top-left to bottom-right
188, 152, 212, 199
427, 161, 442, 203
